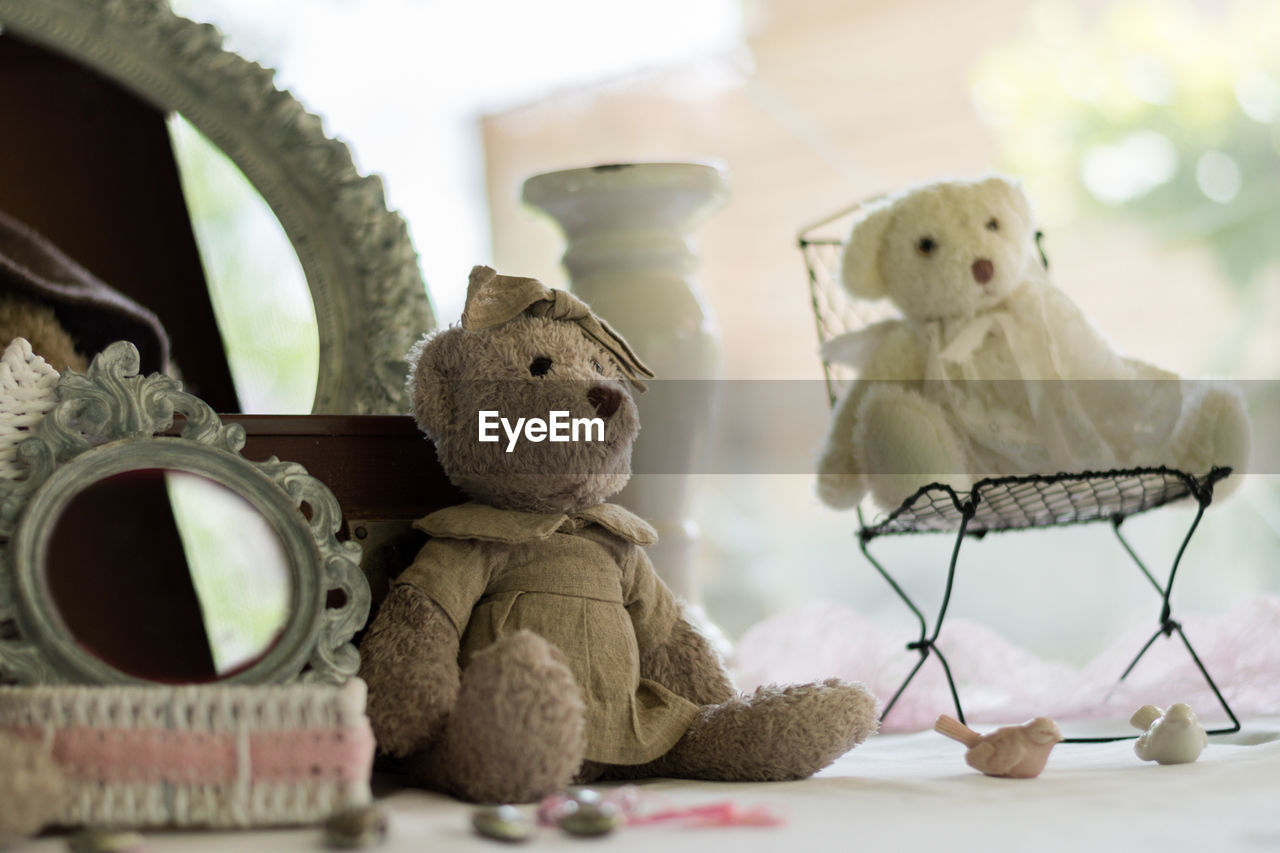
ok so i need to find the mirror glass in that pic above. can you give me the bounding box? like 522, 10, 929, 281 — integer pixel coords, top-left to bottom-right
44, 469, 292, 683
168, 115, 320, 413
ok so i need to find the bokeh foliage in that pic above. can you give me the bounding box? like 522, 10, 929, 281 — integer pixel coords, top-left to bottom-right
972, 0, 1280, 291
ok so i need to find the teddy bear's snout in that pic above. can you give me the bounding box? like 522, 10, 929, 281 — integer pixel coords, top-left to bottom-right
971, 258, 994, 285
587, 385, 623, 419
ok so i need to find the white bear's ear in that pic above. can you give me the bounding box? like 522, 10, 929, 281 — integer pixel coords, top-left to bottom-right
977, 174, 1034, 229
839, 201, 894, 301
407, 327, 463, 440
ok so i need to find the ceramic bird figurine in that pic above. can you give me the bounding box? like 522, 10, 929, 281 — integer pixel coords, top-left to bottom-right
1130, 703, 1207, 765
934, 714, 1062, 778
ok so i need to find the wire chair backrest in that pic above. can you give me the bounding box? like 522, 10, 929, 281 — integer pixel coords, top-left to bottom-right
796, 199, 896, 408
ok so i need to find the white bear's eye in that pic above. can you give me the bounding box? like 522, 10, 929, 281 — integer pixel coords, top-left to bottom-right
591, 358, 605, 375
916, 236, 937, 256
986, 217, 999, 231
529, 356, 553, 377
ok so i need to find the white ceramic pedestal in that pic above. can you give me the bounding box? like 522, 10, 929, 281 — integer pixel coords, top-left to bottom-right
522, 162, 728, 601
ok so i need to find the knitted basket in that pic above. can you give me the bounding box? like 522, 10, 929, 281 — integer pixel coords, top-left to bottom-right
0, 337, 59, 481
0, 679, 375, 828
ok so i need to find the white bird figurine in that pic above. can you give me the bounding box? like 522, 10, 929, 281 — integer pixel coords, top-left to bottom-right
1130, 703, 1208, 765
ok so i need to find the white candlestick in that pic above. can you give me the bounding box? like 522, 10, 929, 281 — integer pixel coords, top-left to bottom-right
523, 162, 728, 600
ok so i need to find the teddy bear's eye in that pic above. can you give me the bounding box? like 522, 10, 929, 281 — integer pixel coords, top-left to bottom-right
986, 217, 999, 232
529, 356, 553, 377
916, 236, 937, 256
591, 358, 605, 375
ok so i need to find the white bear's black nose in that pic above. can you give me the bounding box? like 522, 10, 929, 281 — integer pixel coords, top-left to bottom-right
588, 385, 622, 419
972, 258, 994, 284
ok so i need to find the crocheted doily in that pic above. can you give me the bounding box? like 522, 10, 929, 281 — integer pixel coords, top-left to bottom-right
0, 338, 59, 480
0, 679, 374, 828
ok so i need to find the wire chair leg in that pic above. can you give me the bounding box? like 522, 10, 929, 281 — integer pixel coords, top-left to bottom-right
1100, 620, 1241, 738
859, 533, 929, 724
861, 509, 972, 727
1173, 623, 1241, 736
931, 644, 965, 724
859, 533, 927, 641
1112, 517, 1162, 595
1104, 486, 1241, 738
878, 648, 931, 723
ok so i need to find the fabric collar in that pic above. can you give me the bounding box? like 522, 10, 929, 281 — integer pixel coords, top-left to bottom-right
414, 502, 657, 546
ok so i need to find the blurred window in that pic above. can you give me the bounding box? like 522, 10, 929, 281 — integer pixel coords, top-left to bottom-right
171, 0, 1278, 665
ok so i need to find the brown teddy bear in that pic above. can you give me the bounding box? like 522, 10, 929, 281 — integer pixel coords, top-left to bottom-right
358, 265, 878, 803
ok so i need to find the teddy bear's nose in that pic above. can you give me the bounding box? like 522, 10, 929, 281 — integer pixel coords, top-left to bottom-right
587, 385, 623, 419
971, 258, 995, 285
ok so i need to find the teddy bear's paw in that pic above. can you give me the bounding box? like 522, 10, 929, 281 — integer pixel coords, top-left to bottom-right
660, 679, 878, 782
1168, 382, 1251, 500
816, 468, 868, 510
427, 631, 587, 803
854, 386, 972, 508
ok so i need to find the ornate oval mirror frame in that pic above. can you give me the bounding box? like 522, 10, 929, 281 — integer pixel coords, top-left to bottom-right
0, 0, 435, 414
0, 342, 370, 685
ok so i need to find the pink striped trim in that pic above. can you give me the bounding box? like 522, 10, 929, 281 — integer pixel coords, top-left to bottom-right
1, 724, 375, 784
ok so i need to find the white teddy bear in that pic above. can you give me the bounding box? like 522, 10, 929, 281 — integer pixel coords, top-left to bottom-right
816, 175, 1251, 511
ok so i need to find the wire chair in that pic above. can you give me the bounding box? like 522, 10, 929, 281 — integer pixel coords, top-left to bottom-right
799, 204, 1239, 742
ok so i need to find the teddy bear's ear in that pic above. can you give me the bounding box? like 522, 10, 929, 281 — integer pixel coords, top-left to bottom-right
839, 201, 894, 301
406, 327, 463, 439
977, 175, 1034, 229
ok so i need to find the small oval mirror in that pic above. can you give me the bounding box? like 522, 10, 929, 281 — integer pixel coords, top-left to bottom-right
0, 341, 369, 686
45, 469, 292, 683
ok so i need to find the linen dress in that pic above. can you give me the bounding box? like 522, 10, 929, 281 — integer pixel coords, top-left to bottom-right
394, 501, 699, 766
823, 278, 1183, 478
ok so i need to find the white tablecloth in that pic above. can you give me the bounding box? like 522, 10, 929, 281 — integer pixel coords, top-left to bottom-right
20, 718, 1280, 852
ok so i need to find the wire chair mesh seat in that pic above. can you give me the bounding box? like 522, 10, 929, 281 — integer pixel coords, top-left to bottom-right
864, 466, 1227, 538
799, 205, 1240, 741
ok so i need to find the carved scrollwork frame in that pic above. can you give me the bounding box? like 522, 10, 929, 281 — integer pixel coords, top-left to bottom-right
0, 0, 434, 414
0, 342, 369, 685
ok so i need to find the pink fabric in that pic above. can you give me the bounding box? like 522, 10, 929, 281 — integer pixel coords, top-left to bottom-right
734, 595, 1280, 732
55, 728, 236, 782
247, 727, 377, 782
630, 802, 786, 828
538, 787, 786, 829
1, 724, 376, 784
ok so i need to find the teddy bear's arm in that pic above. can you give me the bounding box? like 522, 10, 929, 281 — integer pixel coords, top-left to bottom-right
817, 323, 926, 508
358, 538, 492, 758
358, 585, 461, 757
626, 547, 735, 706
